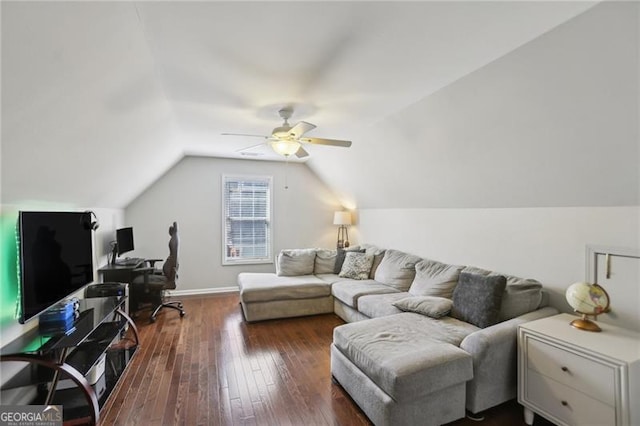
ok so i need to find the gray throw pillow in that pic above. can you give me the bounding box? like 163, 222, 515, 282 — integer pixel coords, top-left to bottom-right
392, 296, 453, 319
451, 272, 506, 328
339, 252, 374, 280
461, 266, 543, 321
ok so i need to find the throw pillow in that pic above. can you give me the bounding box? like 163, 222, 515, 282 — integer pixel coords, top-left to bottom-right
392, 296, 453, 319
339, 252, 374, 280
314, 249, 338, 274
461, 266, 543, 321
334, 246, 363, 274
276, 249, 316, 276
451, 272, 507, 328
409, 259, 463, 298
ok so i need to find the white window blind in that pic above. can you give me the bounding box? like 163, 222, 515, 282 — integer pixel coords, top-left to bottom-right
222, 175, 272, 265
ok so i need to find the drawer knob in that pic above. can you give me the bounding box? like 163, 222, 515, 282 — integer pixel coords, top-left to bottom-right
561, 401, 569, 407
561, 366, 569, 372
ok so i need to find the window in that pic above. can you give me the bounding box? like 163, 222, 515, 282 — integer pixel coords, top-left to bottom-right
222, 175, 272, 265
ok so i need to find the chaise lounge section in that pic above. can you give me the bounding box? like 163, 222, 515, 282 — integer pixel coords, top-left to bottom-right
237, 273, 334, 322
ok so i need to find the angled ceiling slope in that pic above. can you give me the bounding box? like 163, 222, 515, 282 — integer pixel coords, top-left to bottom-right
1, 1, 596, 209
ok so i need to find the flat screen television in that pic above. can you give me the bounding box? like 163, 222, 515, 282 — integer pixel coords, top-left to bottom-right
18, 211, 95, 323
116, 227, 134, 256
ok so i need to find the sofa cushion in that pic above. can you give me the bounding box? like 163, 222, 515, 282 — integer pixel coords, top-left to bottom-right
238, 273, 330, 302
373, 249, 422, 291
314, 249, 337, 274
462, 266, 543, 321
361, 244, 386, 279
332, 313, 476, 401
451, 272, 506, 328
339, 252, 374, 280
332, 280, 399, 308
334, 246, 364, 274
393, 296, 453, 319
357, 292, 408, 318
409, 259, 464, 298
276, 249, 316, 276
315, 273, 344, 284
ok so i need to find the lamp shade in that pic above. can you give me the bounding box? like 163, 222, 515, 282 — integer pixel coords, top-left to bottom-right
333, 211, 352, 226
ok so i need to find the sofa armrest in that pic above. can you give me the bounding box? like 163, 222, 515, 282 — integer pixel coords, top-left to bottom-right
460, 306, 558, 413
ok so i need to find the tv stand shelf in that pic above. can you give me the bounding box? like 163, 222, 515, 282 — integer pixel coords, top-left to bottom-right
0, 296, 139, 425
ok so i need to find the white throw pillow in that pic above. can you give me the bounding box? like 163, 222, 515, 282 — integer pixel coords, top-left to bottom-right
339, 252, 374, 280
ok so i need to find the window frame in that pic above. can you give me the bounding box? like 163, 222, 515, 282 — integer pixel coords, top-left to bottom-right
221, 174, 274, 266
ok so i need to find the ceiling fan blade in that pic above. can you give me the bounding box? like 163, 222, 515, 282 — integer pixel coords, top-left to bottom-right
301, 137, 352, 147
295, 146, 309, 158
222, 133, 268, 139
288, 121, 316, 139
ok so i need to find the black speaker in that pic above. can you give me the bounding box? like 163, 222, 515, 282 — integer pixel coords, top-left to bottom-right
86, 282, 126, 298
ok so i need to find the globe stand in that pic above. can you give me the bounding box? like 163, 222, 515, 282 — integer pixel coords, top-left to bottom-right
570, 314, 602, 332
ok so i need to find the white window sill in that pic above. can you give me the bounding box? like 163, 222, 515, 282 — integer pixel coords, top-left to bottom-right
223, 259, 273, 266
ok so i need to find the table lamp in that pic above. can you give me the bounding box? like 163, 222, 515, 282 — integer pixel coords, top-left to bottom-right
334, 211, 352, 248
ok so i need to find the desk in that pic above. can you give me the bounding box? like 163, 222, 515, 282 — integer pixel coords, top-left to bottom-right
98, 261, 145, 283
98, 262, 146, 313
0, 297, 138, 425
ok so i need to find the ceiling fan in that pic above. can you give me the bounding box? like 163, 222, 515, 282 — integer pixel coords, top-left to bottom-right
222, 107, 352, 158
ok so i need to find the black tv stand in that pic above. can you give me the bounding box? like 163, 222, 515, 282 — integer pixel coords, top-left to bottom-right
0, 296, 138, 425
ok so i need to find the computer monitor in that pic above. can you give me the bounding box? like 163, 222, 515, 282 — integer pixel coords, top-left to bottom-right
116, 227, 134, 256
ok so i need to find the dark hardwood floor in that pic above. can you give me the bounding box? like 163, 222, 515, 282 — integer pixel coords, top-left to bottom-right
101, 293, 554, 425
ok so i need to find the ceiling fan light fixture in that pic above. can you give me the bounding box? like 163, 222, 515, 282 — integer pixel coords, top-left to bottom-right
270, 140, 301, 157
272, 125, 292, 139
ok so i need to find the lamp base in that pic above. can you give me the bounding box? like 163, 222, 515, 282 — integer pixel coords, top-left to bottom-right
570, 317, 602, 332
336, 226, 349, 249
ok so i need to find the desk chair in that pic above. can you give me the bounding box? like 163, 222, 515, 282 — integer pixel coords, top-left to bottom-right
132, 221, 185, 323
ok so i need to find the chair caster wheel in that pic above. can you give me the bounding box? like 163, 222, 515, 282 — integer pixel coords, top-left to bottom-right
180, 311, 185, 317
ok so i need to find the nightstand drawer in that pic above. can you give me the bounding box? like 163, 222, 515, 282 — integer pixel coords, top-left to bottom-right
527, 337, 615, 405
527, 369, 615, 426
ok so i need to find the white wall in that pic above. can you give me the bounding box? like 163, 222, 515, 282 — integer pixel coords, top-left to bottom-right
358, 207, 639, 330
310, 1, 639, 209
124, 156, 342, 292
1, 2, 182, 209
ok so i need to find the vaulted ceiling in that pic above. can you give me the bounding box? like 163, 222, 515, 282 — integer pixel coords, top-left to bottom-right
1, 1, 604, 209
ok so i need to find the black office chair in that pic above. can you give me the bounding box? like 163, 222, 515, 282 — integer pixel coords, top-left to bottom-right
132, 221, 185, 323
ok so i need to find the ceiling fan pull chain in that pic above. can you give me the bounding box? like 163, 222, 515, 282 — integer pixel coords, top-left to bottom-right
284, 157, 290, 190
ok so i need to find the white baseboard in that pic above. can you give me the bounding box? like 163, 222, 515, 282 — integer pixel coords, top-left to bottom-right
169, 286, 239, 297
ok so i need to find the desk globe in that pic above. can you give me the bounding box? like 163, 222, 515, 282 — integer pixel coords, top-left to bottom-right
565, 282, 610, 332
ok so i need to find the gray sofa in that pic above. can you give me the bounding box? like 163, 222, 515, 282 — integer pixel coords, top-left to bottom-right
237, 245, 558, 425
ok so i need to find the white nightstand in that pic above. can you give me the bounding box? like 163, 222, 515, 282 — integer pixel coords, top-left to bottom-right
518, 313, 640, 426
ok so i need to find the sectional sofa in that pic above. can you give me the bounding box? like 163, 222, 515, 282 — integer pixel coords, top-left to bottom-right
237, 245, 557, 425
